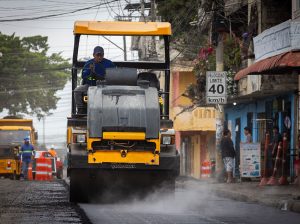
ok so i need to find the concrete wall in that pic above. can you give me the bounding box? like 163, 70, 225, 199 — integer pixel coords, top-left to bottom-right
171, 71, 195, 107
293, 0, 300, 20
172, 107, 216, 132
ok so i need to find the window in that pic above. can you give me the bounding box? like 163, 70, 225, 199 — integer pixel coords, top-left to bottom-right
256, 113, 266, 144
0, 130, 30, 144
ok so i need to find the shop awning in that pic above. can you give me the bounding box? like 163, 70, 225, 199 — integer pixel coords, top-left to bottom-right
234, 51, 300, 81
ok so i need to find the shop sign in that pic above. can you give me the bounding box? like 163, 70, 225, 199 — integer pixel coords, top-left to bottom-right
240, 143, 261, 178
206, 71, 227, 104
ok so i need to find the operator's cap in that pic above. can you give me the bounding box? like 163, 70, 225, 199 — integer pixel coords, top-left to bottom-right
24, 137, 30, 141
93, 46, 104, 55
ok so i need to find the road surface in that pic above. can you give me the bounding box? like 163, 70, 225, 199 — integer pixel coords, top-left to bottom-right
80, 181, 300, 224
0, 178, 91, 224
1, 177, 300, 224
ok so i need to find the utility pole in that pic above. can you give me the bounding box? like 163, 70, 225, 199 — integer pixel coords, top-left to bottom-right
42, 116, 46, 148
150, 0, 158, 59
141, 0, 145, 20
215, 34, 224, 176
123, 36, 127, 61
150, 0, 156, 21
214, 0, 225, 180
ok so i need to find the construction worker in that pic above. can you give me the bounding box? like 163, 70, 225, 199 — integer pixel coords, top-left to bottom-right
74, 46, 115, 114
20, 137, 35, 180
48, 145, 57, 158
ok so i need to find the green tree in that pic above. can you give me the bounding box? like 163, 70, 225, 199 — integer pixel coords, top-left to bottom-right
157, 0, 202, 60
184, 35, 241, 105
0, 33, 70, 118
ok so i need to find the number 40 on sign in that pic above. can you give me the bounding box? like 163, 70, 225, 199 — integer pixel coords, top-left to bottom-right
206, 71, 227, 104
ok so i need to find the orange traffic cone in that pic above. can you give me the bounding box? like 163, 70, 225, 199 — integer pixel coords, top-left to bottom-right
28, 163, 33, 180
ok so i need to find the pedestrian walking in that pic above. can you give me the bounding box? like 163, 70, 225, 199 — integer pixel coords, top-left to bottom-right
20, 137, 35, 180
220, 129, 235, 183
244, 126, 252, 143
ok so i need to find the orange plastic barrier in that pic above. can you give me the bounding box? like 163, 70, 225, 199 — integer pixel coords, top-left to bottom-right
35, 158, 52, 181
201, 161, 211, 178
47, 159, 53, 181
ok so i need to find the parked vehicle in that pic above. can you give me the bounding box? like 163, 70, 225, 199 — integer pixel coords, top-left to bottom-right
0, 145, 20, 179
0, 117, 38, 179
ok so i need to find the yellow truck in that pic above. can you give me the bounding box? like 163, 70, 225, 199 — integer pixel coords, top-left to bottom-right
0, 117, 37, 179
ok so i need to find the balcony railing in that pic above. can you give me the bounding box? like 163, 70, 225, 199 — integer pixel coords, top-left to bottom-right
173, 107, 216, 131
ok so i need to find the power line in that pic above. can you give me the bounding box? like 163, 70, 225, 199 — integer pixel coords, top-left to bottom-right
0, 0, 118, 22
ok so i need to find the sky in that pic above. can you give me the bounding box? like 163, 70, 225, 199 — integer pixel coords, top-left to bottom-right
0, 0, 141, 59
0, 0, 144, 155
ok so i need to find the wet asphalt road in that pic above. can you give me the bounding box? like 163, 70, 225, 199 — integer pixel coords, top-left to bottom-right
0, 178, 90, 224
1, 178, 300, 224
80, 183, 300, 224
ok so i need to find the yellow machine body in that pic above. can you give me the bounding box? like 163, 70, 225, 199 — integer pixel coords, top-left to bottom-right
87, 132, 160, 165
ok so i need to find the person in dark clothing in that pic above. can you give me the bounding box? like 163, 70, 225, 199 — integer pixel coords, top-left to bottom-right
220, 129, 235, 183
82, 46, 115, 86
266, 126, 282, 174
74, 46, 115, 114
271, 126, 282, 157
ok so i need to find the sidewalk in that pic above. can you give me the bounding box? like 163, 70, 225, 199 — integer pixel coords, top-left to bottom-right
179, 177, 300, 213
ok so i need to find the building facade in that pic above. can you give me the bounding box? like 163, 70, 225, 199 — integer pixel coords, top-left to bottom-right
170, 68, 216, 179
224, 0, 300, 179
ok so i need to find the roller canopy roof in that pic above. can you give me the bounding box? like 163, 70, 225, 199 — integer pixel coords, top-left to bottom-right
73, 21, 172, 36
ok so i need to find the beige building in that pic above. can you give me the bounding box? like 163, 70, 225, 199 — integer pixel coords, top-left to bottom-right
170, 65, 216, 179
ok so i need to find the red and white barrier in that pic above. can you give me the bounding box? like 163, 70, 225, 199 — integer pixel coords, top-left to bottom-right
35, 158, 52, 181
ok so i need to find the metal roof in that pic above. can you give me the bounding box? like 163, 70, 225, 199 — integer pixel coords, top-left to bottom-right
124, 3, 151, 10
234, 51, 300, 80
74, 21, 171, 36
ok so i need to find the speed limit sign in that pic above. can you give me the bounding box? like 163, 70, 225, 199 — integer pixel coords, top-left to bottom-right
206, 71, 227, 104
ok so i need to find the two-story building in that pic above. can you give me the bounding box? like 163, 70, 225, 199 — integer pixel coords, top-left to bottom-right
224, 0, 300, 179
170, 62, 217, 179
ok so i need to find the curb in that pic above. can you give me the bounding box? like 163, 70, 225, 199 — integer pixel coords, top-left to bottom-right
178, 177, 300, 214
212, 188, 300, 213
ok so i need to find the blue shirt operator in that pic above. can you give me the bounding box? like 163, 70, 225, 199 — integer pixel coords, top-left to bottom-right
82, 46, 115, 86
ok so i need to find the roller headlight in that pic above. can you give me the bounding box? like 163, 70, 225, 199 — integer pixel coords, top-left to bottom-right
161, 135, 175, 145
73, 134, 86, 143
162, 136, 171, 144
